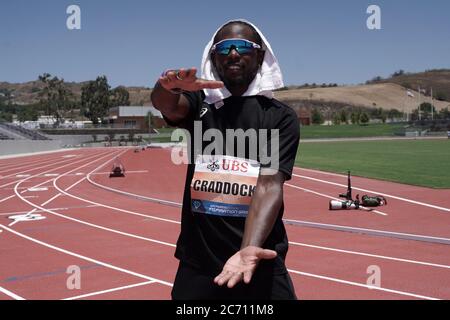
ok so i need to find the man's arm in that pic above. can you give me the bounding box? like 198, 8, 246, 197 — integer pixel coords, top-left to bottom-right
150, 67, 223, 123
242, 170, 285, 247
214, 169, 285, 288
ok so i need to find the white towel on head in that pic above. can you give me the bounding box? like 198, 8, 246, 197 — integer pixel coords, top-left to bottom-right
200, 19, 284, 108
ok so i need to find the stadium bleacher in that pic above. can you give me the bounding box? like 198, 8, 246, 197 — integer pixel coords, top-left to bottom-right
0, 132, 13, 140
0, 123, 51, 140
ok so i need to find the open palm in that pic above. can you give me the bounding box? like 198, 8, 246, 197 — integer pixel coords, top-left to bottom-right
214, 246, 277, 288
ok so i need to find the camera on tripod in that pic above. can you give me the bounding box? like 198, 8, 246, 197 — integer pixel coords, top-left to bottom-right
329, 171, 387, 211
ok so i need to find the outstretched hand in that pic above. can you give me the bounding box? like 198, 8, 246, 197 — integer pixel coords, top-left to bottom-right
159, 67, 224, 92
214, 246, 277, 289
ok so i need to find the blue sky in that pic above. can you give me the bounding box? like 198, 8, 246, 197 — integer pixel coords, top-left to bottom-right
1, 0, 449, 87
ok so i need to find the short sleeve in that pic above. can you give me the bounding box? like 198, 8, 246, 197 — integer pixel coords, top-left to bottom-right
161, 91, 203, 129
260, 108, 300, 181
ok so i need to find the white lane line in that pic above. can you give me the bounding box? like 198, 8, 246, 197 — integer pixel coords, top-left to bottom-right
9, 150, 121, 226
0, 153, 80, 174
0, 285, 26, 300
62, 280, 156, 300
84, 172, 450, 244
65, 177, 86, 192
27, 187, 48, 192
0, 159, 53, 173
86, 174, 182, 208
0, 195, 15, 203
0, 221, 441, 300
90, 170, 149, 175
12, 180, 450, 300
288, 241, 450, 269
294, 167, 347, 178
1, 152, 105, 190
41, 193, 62, 206
11, 150, 446, 299
288, 269, 439, 300
286, 183, 388, 216
55, 182, 181, 224
16, 190, 177, 248
0, 155, 92, 187
292, 173, 450, 213
0, 224, 173, 288
23, 170, 450, 298
14, 150, 178, 248
2, 218, 441, 300
53, 159, 180, 224
8, 209, 36, 227
0, 205, 100, 216
284, 219, 450, 244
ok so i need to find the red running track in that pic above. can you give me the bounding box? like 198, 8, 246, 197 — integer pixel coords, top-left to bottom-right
0, 147, 449, 300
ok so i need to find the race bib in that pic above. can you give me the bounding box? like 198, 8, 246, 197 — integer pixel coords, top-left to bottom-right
191, 155, 260, 217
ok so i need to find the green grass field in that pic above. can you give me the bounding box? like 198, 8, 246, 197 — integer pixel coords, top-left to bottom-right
154, 123, 405, 142
300, 123, 405, 139
296, 139, 450, 188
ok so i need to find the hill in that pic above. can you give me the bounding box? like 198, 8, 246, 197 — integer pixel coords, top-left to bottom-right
1, 70, 449, 111
372, 69, 450, 102
0, 80, 152, 106
274, 83, 450, 113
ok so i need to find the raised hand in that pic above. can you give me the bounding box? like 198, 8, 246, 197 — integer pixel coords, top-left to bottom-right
214, 246, 277, 288
159, 67, 224, 92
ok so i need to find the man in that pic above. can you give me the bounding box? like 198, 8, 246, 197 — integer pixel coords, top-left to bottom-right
151, 19, 299, 300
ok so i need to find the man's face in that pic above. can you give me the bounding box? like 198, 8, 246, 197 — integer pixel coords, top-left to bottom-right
211, 23, 265, 93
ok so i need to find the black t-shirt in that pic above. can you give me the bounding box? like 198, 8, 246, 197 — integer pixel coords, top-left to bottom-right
165, 91, 300, 276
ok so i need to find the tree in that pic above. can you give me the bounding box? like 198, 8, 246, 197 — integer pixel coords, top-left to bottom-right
359, 112, 369, 125
419, 102, 436, 114
350, 112, 359, 124
435, 91, 448, 102
371, 76, 383, 82
332, 113, 341, 125
17, 106, 38, 122
38, 73, 73, 125
110, 86, 130, 107
311, 108, 324, 125
438, 108, 450, 120
391, 70, 405, 78
388, 108, 403, 121
339, 109, 348, 124
410, 109, 419, 121
81, 76, 111, 124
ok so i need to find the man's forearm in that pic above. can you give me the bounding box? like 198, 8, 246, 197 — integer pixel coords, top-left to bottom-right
241, 173, 284, 248
150, 81, 187, 122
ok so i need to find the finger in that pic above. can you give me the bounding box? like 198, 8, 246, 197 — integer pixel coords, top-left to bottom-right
158, 76, 169, 85
214, 272, 223, 284
227, 273, 244, 288
243, 270, 253, 284
256, 249, 277, 260
196, 79, 224, 89
215, 272, 233, 286
214, 271, 228, 284
185, 67, 197, 79
166, 70, 178, 82
177, 68, 187, 81
158, 77, 172, 89
184, 67, 196, 80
